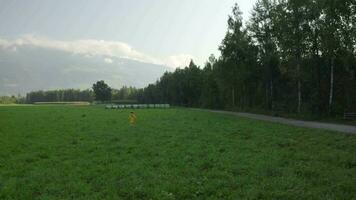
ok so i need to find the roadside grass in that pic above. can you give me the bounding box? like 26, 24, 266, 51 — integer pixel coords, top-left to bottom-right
0, 106, 355, 199
229, 107, 356, 126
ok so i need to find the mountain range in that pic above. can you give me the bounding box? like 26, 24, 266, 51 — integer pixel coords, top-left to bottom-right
0, 45, 171, 95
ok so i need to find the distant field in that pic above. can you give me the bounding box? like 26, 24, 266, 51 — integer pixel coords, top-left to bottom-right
0, 106, 355, 199
34, 101, 90, 105
0, 104, 33, 106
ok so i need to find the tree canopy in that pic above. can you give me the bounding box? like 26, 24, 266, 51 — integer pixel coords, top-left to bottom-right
136, 0, 356, 116
92, 80, 112, 102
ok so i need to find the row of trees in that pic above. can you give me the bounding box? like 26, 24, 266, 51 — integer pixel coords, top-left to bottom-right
137, 0, 356, 116
25, 89, 94, 103
91, 80, 140, 102
0, 95, 25, 104
24, 81, 140, 103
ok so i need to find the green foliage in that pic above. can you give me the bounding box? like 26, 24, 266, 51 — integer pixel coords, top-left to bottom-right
0, 96, 18, 104
0, 106, 355, 199
137, 0, 356, 117
26, 89, 94, 103
138, 60, 204, 107
112, 86, 140, 102
110, 100, 138, 104
0, 95, 25, 104
24, 86, 141, 104
92, 80, 112, 102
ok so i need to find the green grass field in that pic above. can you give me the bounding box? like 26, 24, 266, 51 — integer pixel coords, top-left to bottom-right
0, 106, 355, 200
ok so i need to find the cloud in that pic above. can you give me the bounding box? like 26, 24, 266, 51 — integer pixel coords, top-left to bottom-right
0, 38, 10, 47
104, 58, 113, 64
0, 35, 194, 68
164, 54, 194, 68
3, 83, 18, 87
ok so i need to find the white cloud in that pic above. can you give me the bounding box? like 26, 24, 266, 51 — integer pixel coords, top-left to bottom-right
0, 35, 194, 68
104, 58, 113, 64
164, 54, 194, 68
0, 38, 10, 46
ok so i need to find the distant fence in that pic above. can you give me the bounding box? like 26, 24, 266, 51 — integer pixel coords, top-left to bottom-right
105, 104, 170, 109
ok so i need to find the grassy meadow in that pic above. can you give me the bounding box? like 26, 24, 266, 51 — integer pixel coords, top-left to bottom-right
0, 106, 355, 199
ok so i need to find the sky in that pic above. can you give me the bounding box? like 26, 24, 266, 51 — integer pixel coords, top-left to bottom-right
0, 0, 256, 68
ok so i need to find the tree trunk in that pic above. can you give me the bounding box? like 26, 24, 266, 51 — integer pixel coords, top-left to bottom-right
270, 79, 273, 110
232, 87, 235, 107
317, 59, 322, 115
297, 61, 301, 113
329, 57, 334, 112
266, 83, 269, 109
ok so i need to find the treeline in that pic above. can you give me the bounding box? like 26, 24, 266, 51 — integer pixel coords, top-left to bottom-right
0, 95, 25, 104
137, 0, 356, 116
25, 89, 94, 103
112, 86, 140, 102
24, 86, 140, 103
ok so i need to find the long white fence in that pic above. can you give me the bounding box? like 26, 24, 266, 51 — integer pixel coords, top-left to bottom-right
105, 104, 170, 109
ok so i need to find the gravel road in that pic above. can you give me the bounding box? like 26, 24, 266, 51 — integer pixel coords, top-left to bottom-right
196, 109, 356, 134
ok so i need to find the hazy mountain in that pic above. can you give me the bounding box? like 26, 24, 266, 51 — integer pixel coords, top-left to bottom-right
0, 45, 171, 95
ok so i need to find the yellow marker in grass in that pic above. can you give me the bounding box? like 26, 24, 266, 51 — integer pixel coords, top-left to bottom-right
128, 111, 137, 126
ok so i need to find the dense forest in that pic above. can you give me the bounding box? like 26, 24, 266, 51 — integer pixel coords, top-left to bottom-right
137, 0, 356, 116
1, 0, 355, 118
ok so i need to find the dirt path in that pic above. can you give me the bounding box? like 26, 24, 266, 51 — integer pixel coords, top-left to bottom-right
196, 109, 356, 134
